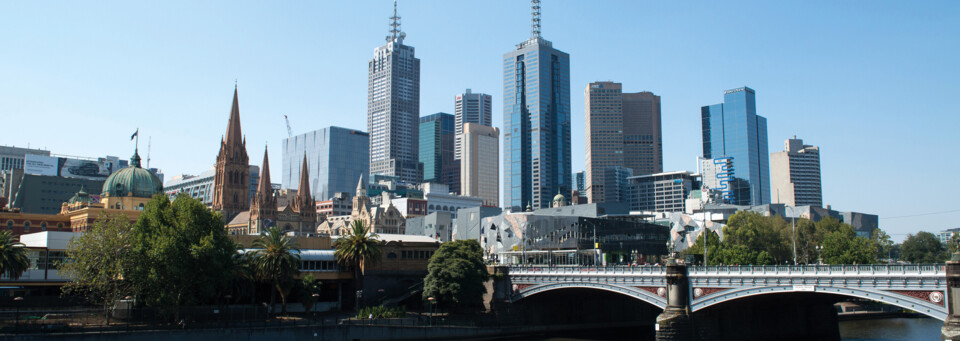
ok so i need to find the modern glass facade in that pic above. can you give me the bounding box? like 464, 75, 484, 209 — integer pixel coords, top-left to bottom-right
454, 89, 493, 160
281, 127, 369, 201
419, 113, 455, 186
503, 37, 571, 211
700, 87, 770, 205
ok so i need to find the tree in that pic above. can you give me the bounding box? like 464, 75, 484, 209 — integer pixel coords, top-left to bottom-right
901, 231, 948, 264
299, 274, 323, 313
683, 229, 723, 265
251, 226, 300, 315
60, 214, 137, 323
723, 211, 792, 264
0, 230, 29, 280
334, 220, 382, 307
872, 229, 896, 263
820, 225, 877, 264
423, 239, 489, 312
128, 194, 237, 317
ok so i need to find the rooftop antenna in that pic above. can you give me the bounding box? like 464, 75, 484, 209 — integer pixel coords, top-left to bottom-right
386, 0, 406, 42
147, 136, 152, 168
531, 0, 541, 38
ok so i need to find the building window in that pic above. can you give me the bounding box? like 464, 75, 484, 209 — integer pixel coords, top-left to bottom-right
387, 252, 397, 259
6, 221, 11, 230
57, 223, 64, 229
139, 203, 145, 210
24, 221, 30, 232
41, 222, 47, 231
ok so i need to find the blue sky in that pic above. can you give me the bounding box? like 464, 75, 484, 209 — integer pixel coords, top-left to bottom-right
1, 1, 957, 241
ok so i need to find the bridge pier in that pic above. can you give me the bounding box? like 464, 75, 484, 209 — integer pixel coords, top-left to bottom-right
943, 258, 960, 341
655, 259, 697, 341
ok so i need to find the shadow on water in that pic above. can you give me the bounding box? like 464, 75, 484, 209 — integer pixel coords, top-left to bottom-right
839, 317, 941, 341
486, 325, 655, 341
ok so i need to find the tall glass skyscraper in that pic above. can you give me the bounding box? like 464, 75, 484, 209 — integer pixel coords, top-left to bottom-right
502, 1, 571, 211
368, 1, 422, 184
701, 86, 770, 205
281, 127, 369, 201
419, 113, 456, 186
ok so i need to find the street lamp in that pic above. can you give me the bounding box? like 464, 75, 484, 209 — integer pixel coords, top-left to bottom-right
311, 293, 320, 322
13, 296, 22, 332
816, 245, 824, 265
426, 297, 436, 326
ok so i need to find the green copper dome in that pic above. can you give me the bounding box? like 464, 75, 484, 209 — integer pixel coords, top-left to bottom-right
68, 185, 96, 205
101, 149, 163, 198
553, 192, 565, 203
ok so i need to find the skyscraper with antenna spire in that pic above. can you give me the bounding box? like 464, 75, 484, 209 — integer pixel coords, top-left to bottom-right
368, 0, 422, 184
502, 0, 571, 211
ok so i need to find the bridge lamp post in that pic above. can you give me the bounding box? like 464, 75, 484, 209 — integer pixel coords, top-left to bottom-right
13, 296, 22, 332
816, 245, 824, 265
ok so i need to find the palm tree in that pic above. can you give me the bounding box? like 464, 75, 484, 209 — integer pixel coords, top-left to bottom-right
252, 227, 300, 315
334, 220, 382, 309
0, 231, 29, 280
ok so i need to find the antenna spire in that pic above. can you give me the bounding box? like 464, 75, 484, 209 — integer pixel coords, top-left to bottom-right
531, 0, 541, 38
387, 0, 405, 43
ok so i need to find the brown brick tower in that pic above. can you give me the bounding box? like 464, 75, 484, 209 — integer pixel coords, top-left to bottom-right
212, 86, 250, 223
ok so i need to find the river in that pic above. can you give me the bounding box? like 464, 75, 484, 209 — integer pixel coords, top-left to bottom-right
522, 317, 940, 341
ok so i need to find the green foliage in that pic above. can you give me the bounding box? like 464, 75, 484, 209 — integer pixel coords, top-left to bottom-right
901, 231, 948, 264
251, 226, 300, 314
820, 225, 876, 264
423, 240, 489, 312
948, 233, 960, 254
299, 274, 323, 312
723, 212, 792, 264
356, 305, 406, 319
334, 220, 382, 300
683, 230, 723, 265
872, 229, 896, 262
128, 194, 237, 316
0, 230, 29, 280
60, 214, 136, 316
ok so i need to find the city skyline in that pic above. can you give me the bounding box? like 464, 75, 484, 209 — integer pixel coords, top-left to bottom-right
1, 1, 958, 241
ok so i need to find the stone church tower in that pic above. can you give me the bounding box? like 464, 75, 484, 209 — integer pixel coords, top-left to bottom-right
291, 154, 318, 232
212, 86, 250, 222
249, 147, 277, 234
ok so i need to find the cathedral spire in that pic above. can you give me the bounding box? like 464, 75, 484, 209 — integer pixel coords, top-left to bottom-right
225, 86, 243, 146
256, 146, 272, 198
297, 154, 311, 202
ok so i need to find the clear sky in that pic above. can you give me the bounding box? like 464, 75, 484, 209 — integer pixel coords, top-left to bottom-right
2, 1, 957, 242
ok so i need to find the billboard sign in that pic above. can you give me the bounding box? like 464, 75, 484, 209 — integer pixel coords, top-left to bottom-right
23, 155, 58, 176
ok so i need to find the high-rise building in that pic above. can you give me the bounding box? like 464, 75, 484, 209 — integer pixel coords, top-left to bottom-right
212, 87, 250, 222
419, 113, 456, 191
603, 166, 633, 204
503, 1, 571, 211
584, 82, 662, 203
368, 1, 422, 184
622, 91, 662, 175
701, 86, 770, 205
454, 89, 492, 160
281, 127, 369, 201
770, 136, 822, 207
460, 123, 499, 207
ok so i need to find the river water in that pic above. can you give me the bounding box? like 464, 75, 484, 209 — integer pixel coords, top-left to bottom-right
524, 317, 940, 341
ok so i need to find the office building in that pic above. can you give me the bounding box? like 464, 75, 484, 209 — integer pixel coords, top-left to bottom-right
629, 171, 698, 213
0, 146, 50, 172
419, 113, 457, 192
460, 123, 499, 207
770, 136, 822, 207
281, 126, 369, 201
603, 166, 633, 205
503, 1, 571, 211
422, 183, 482, 219
368, 2, 422, 184
164, 166, 260, 206
584, 82, 662, 203
454, 89, 492, 160
701, 86, 770, 205
316, 192, 353, 218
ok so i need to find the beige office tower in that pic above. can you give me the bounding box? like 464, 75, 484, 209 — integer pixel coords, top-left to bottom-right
460, 123, 499, 207
770, 136, 822, 207
585, 82, 662, 203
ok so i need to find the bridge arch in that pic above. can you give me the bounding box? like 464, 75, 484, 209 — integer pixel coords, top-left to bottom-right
691, 285, 946, 321
513, 282, 667, 310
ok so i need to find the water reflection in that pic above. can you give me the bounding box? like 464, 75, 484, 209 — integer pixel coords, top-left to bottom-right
839, 317, 941, 341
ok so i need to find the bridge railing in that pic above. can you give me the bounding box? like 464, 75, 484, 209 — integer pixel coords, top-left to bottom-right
688, 264, 944, 275
507, 265, 666, 276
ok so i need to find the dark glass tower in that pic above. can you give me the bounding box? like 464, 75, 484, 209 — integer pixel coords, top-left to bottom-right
502, 0, 571, 211
701, 86, 770, 205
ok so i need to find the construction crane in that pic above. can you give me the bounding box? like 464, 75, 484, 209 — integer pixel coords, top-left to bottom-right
284, 115, 293, 137
147, 136, 152, 168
